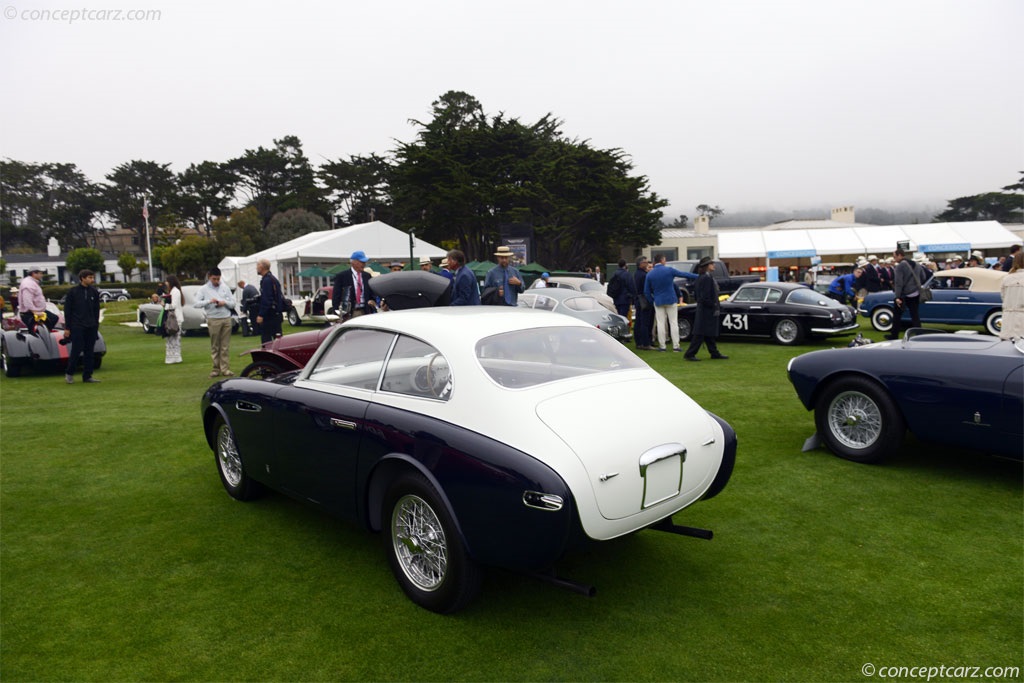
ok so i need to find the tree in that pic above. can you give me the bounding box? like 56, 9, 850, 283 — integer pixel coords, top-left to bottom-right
213, 207, 264, 256
101, 160, 178, 247
176, 161, 237, 235
265, 209, 328, 246
318, 153, 393, 225
934, 173, 1024, 223
159, 235, 218, 279
228, 135, 327, 227
117, 252, 138, 281
390, 91, 666, 265
66, 247, 104, 277
0, 160, 102, 252
662, 214, 689, 229
696, 204, 724, 223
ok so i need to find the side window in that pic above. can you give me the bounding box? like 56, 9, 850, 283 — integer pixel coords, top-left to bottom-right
308, 328, 395, 389
766, 288, 783, 303
382, 335, 452, 400
735, 287, 766, 303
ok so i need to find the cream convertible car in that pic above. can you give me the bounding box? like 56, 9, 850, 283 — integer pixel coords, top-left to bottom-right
202, 308, 736, 613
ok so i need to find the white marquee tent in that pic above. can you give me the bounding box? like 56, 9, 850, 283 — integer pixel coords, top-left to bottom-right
717, 221, 1020, 260
218, 221, 448, 293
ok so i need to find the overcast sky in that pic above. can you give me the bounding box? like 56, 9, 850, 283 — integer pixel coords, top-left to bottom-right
1, 0, 1020, 220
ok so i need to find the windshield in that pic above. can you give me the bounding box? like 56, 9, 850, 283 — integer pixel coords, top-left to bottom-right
476, 326, 645, 388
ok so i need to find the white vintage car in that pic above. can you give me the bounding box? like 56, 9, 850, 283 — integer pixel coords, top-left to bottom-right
202, 307, 736, 613
137, 285, 239, 335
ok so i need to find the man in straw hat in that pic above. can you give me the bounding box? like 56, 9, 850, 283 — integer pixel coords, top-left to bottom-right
484, 245, 524, 306
419, 256, 433, 272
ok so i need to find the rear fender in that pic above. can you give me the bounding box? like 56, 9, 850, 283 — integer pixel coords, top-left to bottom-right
243, 348, 304, 372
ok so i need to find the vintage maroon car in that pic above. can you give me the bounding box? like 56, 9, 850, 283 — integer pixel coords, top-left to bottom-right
240, 326, 333, 378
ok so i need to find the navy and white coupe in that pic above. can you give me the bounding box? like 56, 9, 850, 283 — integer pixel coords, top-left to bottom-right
202, 307, 736, 613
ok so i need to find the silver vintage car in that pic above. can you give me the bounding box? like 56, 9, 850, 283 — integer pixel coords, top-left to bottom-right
137, 285, 239, 335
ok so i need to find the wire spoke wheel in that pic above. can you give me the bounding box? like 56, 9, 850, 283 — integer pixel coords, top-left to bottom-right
827, 390, 882, 450
217, 422, 244, 489
391, 494, 448, 592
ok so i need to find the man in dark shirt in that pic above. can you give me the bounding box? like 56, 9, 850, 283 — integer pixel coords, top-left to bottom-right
62, 269, 102, 383
255, 259, 285, 343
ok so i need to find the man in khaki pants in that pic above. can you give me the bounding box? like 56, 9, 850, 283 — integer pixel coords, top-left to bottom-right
193, 267, 236, 377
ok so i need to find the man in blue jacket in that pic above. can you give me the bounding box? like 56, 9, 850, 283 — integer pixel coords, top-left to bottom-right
448, 249, 480, 306
643, 255, 697, 352
827, 267, 863, 305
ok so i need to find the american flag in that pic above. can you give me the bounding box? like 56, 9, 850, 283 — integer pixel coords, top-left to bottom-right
142, 197, 149, 220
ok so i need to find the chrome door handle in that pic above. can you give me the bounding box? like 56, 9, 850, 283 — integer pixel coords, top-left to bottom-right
330, 418, 357, 430
235, 401, 261, 413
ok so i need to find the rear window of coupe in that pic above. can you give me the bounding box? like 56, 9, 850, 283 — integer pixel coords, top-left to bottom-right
476, 326, 645, 388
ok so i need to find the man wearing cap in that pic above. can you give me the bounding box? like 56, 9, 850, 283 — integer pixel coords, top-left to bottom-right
683, 257, 727, 361
390, 262, 405, 273
952, 255, 965, 269
447, 249, 480, 305
332, 250, 376, 318
968, 251, 984, 268
419, 257, 433, 272
535, 272, 549, 288
863, 255, 883, 293
17, 268, 57, 332
484, 245, 524, 306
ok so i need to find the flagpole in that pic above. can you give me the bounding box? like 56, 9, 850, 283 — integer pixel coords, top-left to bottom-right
143, 195, 153, 282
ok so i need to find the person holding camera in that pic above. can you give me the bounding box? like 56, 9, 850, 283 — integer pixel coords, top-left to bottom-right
255, 258, 285, 344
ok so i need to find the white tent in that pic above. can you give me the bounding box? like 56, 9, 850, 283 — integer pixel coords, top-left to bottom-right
218, 221, 448, 294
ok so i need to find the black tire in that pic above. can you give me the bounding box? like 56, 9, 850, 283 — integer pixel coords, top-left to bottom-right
383, 471, 481, 614
213, 415, 263, 501
287, 309, 301, 326
1, 340, 22, 378
984, 309, 1002, 336
241, 359, 285, 379
116, 295, 128, 302
814, 376, 905, 463
92, 354, 103, 370
140, 313, 154, 334
677, 317, 693, 341
772, 318, 805, 345
870, 306, 894, 332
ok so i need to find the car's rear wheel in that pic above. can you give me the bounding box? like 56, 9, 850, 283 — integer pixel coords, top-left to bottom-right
677, 318, 693, 341
116, 295, 128, 302
241, 359, 285, 379
92, 354, 103, 370
1, 339, 22, 377
772, 318, 804, 345
984, 310, 1002, 336
287, 309, 301, 326
214, 416, 263, 501
870, 307, 894, 332
815, 376, 905, 463
383, 471, 481, 614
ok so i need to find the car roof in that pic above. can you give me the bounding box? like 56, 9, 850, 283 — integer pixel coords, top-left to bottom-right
735, 281, 803, 291
929, 267, 1006, 292
342, 306, 589, 340
521, 288, 586, 301
546, 277, 597, 286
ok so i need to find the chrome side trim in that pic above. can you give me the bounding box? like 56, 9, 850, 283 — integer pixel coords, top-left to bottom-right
638, 443, 687, 477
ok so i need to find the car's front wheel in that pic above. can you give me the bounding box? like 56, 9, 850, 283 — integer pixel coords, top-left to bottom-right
677, 317, 693, 341
383, 471, 481, 614
287, 309, 301, 326
213, 416, 263, 501
985, 309, 1002, 336
815, 376, 905, 463
772, 318, 805, 345
870, 306, 894, 332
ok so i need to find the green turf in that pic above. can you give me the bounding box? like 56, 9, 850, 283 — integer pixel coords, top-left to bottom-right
1, 307, 1021, 681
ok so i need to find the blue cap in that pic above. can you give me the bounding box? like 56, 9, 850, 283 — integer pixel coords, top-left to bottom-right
350, 250, 367, 262
542, 272, 549, 278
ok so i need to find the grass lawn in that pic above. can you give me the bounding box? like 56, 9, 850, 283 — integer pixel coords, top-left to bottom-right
1, 305, 1021, 682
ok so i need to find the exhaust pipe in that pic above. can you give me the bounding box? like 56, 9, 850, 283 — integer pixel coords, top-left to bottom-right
650, 518, 714, 540
527, 570, 597, 597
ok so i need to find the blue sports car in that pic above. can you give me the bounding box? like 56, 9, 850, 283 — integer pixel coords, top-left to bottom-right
860, 267, 1005, 336
788, 330, 1023, 463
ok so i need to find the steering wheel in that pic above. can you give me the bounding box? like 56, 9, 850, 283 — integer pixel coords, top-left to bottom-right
425, 352, 451, 398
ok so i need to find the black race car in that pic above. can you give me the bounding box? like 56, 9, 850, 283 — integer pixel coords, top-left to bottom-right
677, 282, 859, 346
